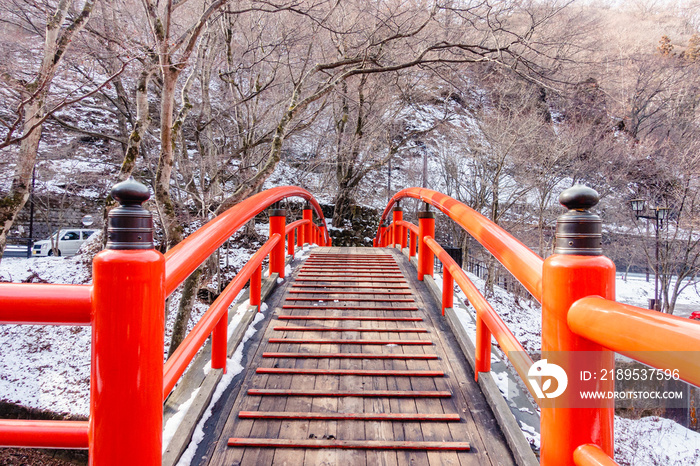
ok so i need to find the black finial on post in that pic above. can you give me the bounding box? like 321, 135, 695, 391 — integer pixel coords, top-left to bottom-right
269, 206, 287, 217
554, 185, 602, 256
393, 201, 403, 212
106, 177, 154, 250
418, 202, 435, 219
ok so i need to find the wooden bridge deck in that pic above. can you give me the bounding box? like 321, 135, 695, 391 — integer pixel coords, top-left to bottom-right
202, 247, 515, 466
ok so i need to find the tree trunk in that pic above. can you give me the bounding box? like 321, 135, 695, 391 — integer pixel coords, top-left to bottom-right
484, 255, 496, 298
215, 86, 302, 214
155, 68, 183, 250
167, 266, 204, 358
0, 0, 96, 262
101, 66, 157, 247
0, 101, 43, 261
332, 182, 355, 226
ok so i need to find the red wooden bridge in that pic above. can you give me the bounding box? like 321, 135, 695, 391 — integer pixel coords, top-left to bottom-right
1, 180, 699, 466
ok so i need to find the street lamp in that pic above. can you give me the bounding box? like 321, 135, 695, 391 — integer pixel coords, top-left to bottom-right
630, 198, 670, 311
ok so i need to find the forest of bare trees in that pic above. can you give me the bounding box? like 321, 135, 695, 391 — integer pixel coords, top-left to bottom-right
1, 0, 699, 327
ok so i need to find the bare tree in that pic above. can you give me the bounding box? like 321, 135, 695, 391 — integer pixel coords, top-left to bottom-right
0, 0, 99, 262
215, 0, 579, 213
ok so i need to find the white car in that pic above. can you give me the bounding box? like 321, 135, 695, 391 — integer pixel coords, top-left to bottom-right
32, 229, 97, 257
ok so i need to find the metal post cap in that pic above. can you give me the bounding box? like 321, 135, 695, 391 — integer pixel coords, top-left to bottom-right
417, 211, 436, 219
269, 208, 287, 217
554, 185, 602, 256
393, 205, 404, 212
106, 177, 154, 250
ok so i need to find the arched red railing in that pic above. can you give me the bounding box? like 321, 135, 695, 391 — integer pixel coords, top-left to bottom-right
0, 185, 330, 464
376, 187, 700, 466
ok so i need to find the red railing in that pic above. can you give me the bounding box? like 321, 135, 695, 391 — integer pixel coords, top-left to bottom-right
376, 187, 700, 466
0, 185, 329, 464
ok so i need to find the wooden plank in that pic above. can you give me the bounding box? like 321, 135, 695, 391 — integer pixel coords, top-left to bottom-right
227, 438, 470, 451
288, 290, 414, 295
239, 412, 462, 422
291, 284, 411, 289
285, 297, 415, 302
336, 317, 367, 466
380, 255, 430, 466
272, 326, 427, 333
298, 274, 404, 277
303, 246, 343, 465
302, 338, 339, 465
262, 352, 438, 360
308, 255, 395, 258
256, 368, 444, 376
300, 266, 399, 269
247, 389, 452, 398
305, 260, 398, 262
277, 315, 423, 321
282, 305, 419, 310
301, 267, 401, 271
295, 279, 407, 283
304, 261, 398, 264
204, 247, 516, 466
267, 339, 432, 345
400, 256, 515, 466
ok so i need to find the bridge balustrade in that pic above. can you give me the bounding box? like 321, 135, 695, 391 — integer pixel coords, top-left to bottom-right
0, 178, 330, 465
376, 186, 700, 466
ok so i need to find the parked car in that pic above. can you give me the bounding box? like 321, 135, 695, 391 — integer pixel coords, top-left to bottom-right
32, 229, 97, 257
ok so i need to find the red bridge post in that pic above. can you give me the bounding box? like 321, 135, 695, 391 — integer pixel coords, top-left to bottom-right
442, 267, 453, 316
392, 204, 403, 249
302, 202, 312, 246
319, 224, 327, 246
541, 186, 615, 465
287, 228, 295, 258
417, 208, 435, 280
269, 207, 286, 278
408, 230, 416, 258
250, 265, 262, 311
296, 225, 303, 249
91, 178, 165, 465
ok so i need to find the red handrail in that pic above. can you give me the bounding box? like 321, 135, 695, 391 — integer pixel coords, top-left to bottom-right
396, 219, 418, 235
574, 444, 618, 466
423, 237, 537, 398
163, 234, 280, 398
377, 188, 543, 302
0, 420, 89, 449
378, 187, 700, 465
0, 185, 329, 464
0, 284, 91, 325
286, 219, 309, 235
568, 296, 700, 387
164, 186, 329, 295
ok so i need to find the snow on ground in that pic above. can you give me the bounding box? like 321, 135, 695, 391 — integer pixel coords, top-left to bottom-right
443, 267, 700, 466
0, 256, 91, 284
2, 241, 700, 465
615, 416, 700, 466
0, 255, 94, 416
0, 235, 259, 417
176, 306, 267, 466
